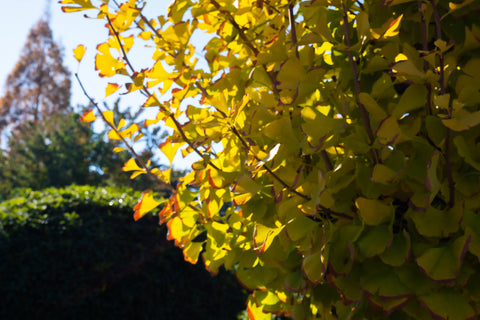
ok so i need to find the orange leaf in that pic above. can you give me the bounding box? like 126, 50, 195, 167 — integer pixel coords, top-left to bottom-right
79, 109, 96, 122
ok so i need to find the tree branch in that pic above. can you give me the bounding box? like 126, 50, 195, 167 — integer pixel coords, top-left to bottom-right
418, 0, 433, 116
288, 4, 299, 58
106, 15, 220, 171
429, 0, 455, 207
341, 0, 379, 164
75, 73, 175, 193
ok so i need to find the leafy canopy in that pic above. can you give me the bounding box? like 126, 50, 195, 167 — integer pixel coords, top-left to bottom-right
61, 0, 480, 319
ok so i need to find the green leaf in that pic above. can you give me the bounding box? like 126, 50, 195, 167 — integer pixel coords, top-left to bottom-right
376, 116, 401, 146
328, 225, 362, 275
463, 210, 480, 260
380, 230, 411, 266
277, 57, 306, 90
425, 150, 441, 193
409, 204, 463, 238
237, 266, 278, 290
416, 235, 470, 282
262, 115, 299, 153
301, 105, 344, 149
302, 251, 326, 285
418, 289, 476, 320
356, 225, 392, 258
253, 223, 284, 254
356, 197, 394, 226
425, 116, 446, 147
442, 110, 480, 131
360, 260, 411, 299
393, 85, 427, 118
453, 135, 480, 170
359, 92, 387, 121
371, 163, 397, 184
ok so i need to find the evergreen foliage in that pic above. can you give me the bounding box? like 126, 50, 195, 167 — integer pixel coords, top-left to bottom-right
0, 19, 71, 141
0, 185, 246, 319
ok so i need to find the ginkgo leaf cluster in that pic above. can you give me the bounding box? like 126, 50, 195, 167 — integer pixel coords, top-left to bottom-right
61, 0, 480, 318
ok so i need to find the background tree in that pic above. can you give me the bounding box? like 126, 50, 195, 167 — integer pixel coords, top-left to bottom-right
0, 18, 71, 142
0, 108, 176, 200
62, 0, 480, 319
0, 18, 178, 199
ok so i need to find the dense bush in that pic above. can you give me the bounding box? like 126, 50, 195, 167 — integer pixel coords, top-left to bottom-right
0, 185, 246, 319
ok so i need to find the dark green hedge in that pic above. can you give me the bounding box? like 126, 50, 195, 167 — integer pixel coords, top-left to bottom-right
0, 185, 246, 319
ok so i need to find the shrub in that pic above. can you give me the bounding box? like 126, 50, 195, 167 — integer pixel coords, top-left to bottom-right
0, 185, 246, 319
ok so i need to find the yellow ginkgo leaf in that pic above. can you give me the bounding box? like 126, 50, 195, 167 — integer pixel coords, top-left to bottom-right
113, 147, 126, 153
105, 83, 120, 97
133, 190, 164, 221
371, 15, 403, 39
73, 45, 86, 62
102, 110, 115, 126
79, 109, 96, 123
60, 0, 95, 12
122, 158, 142, 172
95, 42, 126, 77
160, 141, 184, 165
383, 14, 403, 38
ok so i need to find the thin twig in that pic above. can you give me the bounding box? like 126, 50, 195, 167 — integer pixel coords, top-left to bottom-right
106, 14, 220, 171
418, 0, 433, 115
75, 73, 175, 193
288, 4, 299, 58
429, 0, 455, 207
341, 0, 379, 164
210, 0, 259, 56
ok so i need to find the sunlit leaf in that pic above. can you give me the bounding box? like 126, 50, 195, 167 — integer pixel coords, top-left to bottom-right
73, 44, 86, 62
159, 141, 184, 165
122, 158, 142, 173
95, 43, 126, 77
60, 0, 95, 12
79, 109, 96, 122
133, 190, 164, 221
105, 82, 120, 97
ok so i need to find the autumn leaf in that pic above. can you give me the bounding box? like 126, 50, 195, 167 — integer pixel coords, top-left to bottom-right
79, 109, 96, 122
73, 45, 86, 62
60, 0, 95, 12
133, 190, 165, 221
105, 83, 120, 97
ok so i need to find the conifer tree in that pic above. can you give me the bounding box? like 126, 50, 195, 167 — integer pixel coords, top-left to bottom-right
0, 18, 71, 141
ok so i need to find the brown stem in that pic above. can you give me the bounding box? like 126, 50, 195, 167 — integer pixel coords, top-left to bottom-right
429, 0, 454, 207
288, 4, 299, 58
341, 0, 378, 164
231, 126, 310, 200
418, 0, 433, 115
106, 16, 136, 74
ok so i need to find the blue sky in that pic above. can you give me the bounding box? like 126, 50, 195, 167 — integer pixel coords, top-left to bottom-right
1, 0, 169, 107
